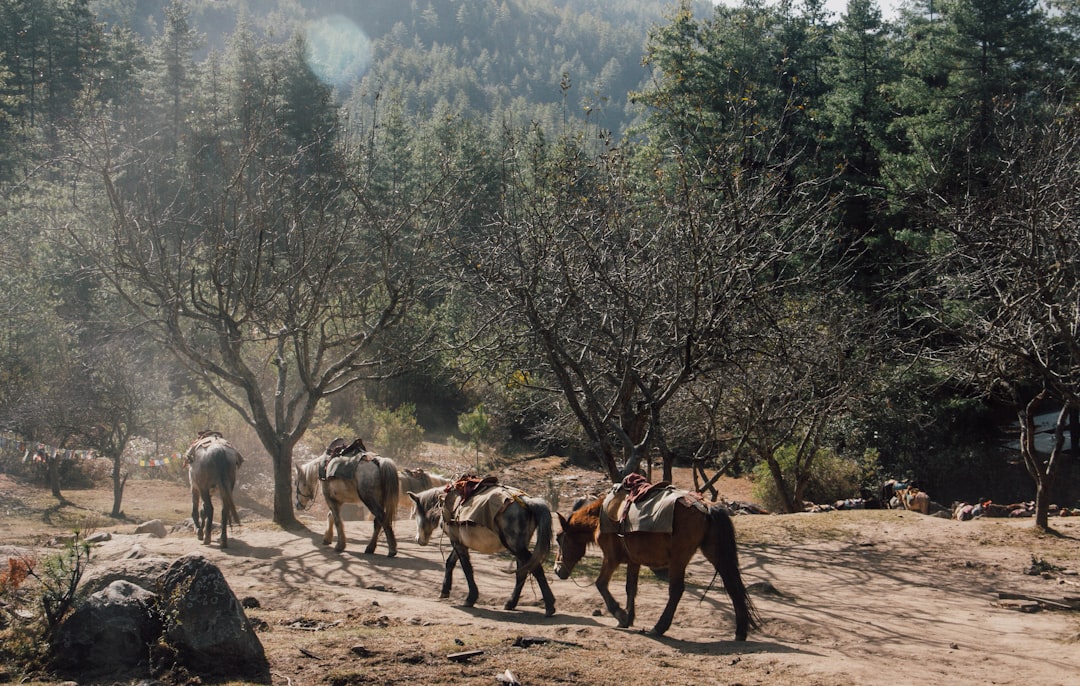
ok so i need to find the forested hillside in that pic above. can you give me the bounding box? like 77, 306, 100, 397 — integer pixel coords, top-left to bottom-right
2, 0, 1080, 530
88, 0, 692, 134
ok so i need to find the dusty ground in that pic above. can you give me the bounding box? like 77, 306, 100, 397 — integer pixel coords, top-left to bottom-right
1, 445, 1079, 686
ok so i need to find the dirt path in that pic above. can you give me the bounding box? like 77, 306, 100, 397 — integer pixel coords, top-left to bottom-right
3, 470, 1080, 685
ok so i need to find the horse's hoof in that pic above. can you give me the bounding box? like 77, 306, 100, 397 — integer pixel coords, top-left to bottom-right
334, 546, 345, 553
386, 550, 397, 558
439, 592, 450, 599
544, 607, 556, 618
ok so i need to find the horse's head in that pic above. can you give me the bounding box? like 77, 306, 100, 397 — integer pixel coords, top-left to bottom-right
553, 510, 588, 580
294, 463, 317, 510
408, 487, 443, 546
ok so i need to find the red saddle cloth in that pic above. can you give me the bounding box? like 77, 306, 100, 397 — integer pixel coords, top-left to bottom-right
447, 474, 499, 503
618, 473, 675, 522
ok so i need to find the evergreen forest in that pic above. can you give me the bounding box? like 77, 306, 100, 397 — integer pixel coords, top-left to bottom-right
2, 0, 1080, 528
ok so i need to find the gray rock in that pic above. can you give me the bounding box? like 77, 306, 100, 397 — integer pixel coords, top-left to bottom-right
79, 555, 172, 598
134, 519, 167, 538
49, 580, 161, 679
154, 554, 269, 681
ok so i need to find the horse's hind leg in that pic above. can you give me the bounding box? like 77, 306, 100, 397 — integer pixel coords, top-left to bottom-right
504, 549, 532, 611
219, 495, 229, 549
535, 567, 556, 617
368, 517, 397, 557
504, 546, 554, 615
200, 492, 214, 546
362, 501, 397, 557
191, 490, 202, 540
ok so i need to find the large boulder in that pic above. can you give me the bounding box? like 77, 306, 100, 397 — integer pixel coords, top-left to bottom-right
78, 554, 172, 597
49, 580, 161, 679
154, 554, 269, 682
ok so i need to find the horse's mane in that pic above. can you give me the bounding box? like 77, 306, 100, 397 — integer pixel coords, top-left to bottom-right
567, 494, 604, 527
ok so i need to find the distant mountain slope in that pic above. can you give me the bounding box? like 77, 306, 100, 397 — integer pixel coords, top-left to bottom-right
91, 0, 709, 134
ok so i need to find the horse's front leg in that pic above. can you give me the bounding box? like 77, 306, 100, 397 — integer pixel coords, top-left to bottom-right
595, 558, 631, 628
624, 562, 641, 630
332, 504, 348, 553
441, 548, 459, 599
453, 542, 481, 608
323, 510, 335, 546
649, 566, 684, 636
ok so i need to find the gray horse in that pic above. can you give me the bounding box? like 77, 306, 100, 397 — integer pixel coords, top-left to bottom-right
294, 438, 400, 556
184, 431, 243, 548
409, 479, 556, 616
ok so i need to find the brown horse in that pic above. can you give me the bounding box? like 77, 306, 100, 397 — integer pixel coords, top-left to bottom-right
184, 431, 243, 548
555, 494, 758, 639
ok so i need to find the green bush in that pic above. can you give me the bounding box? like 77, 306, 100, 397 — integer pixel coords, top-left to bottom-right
751, 445, 864, 511
370, 404, 425, 461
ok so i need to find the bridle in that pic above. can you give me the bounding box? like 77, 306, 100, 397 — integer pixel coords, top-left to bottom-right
295, 477, 316, 509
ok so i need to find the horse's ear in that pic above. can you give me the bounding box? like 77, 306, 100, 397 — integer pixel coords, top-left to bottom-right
556, 512, 569, 530
407, 491, 421, 506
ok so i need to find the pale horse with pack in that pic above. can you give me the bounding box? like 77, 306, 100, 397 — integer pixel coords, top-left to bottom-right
294, 437, 400, 555
409, 475, 557, 616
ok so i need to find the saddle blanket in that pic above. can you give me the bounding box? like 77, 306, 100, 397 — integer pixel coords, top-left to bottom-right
445, 483, 526, 531
600, 482, 706, 534
321, 453, 374, 481
183, 433, 242, 467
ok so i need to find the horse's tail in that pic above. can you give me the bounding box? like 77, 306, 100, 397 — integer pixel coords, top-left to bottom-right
516, 498, 553, 582
705, 506, 759, 640
377, 457, 400, 522
216, 455, 242, 528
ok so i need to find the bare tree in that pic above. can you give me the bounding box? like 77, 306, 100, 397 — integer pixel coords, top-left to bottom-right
64, 87, 465, 527
451, 126, 840, 483
918, 98, 1080, 529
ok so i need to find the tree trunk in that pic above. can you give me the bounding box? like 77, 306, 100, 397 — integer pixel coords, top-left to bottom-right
764, 453, 798, 514
1018, 393, 1064, 531
110, 456, 127, 518
271, 444, 300, 528
47, 454, 62, 500
1034, 478, 1052, 530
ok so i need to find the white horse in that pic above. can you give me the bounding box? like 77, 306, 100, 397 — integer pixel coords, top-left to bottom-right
294, 438, 399, 556
398, 467, 451, 512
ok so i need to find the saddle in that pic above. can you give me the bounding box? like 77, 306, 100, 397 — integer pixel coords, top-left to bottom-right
601, 475, 706, 534
183, 430, 240, 467
446, 474, 499, 503
319, 437, 372, 481
444, 480, 526, 529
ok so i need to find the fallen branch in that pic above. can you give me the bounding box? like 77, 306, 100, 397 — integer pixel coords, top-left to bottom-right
996, 591, 1080, 610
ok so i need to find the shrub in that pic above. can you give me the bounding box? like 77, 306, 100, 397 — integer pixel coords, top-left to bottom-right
751, 445, 864, 511
370, 404, 424, 461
